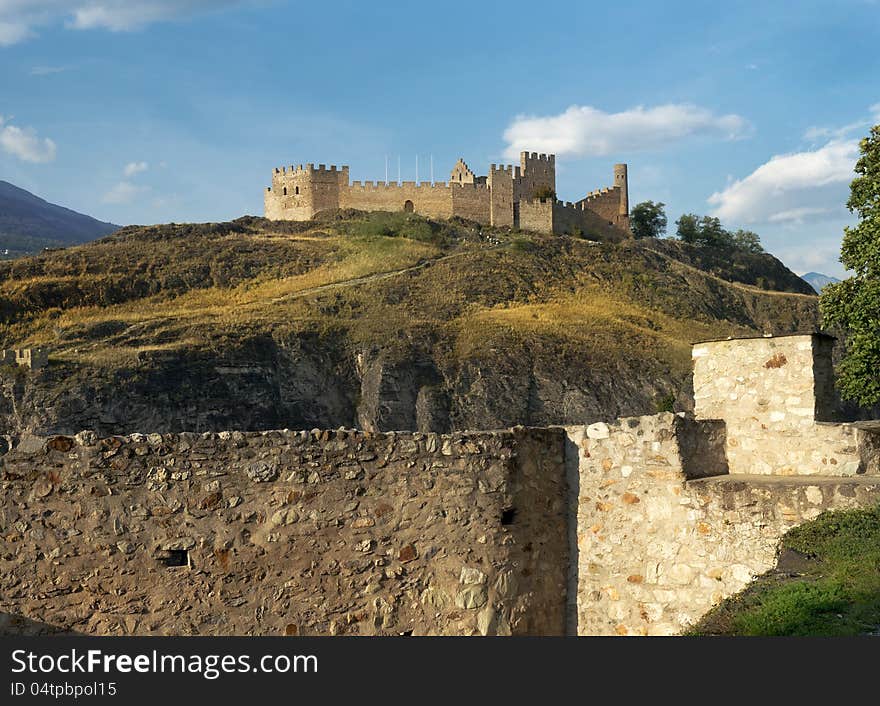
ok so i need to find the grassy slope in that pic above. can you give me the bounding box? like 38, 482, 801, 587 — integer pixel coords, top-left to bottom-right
688, 506, 880, 636
0, 211, 818, 385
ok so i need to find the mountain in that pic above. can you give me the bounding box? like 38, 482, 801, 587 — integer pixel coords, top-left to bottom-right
0, 180, 119, 257
801, 271, 841, 293
0, 211, 820, 437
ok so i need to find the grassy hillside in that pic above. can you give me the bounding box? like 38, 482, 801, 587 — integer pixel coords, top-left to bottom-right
688, 505, 880, 636
0, 210, 820, 434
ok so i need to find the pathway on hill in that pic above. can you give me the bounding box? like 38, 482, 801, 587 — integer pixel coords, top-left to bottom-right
268, 244, 504, 304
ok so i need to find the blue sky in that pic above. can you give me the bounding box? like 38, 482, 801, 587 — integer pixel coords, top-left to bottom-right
1, 0, 878, 277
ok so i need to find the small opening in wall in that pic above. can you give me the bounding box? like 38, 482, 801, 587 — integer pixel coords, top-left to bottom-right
158, 549, 189, 568
282, 187, 287, 196
501, 507, 517, 525
295, 186, 299, 194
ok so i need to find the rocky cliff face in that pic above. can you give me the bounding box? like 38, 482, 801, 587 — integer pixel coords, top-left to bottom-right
0, 327, 809, 437
0, 215, 826, 436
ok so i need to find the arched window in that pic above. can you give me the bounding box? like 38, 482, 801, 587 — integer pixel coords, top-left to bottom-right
404, 200, 414, 213
283, 187, 287, 196
295, 186, 299, 195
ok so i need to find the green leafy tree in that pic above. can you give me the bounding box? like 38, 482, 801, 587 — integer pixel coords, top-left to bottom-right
629, 201, 667, 239
731, 229, 764, 253
820, 124, 880, 405
675, 213, 733, 246
675, 213, 701, 243
676, 214, 762, 251
697, 216, 733, 247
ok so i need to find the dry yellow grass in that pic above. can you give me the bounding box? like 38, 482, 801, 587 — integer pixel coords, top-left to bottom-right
19, 234, 440, 350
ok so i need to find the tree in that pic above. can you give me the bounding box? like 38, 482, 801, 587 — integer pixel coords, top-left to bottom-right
675, 213, 701, 243
629, 201, 667, 239
697, 216, 733, 247
675, 213, 733, 246
731, 229, 764, 253
820, 124, 880, 405
675, 213, 763, 250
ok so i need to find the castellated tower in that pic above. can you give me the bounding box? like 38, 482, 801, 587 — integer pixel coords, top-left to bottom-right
514, 152, 556, 202
265, 164, 349, 221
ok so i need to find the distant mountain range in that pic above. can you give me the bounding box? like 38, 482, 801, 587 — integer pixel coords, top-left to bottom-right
801, 271, 841, 293
0, 180, 119, 257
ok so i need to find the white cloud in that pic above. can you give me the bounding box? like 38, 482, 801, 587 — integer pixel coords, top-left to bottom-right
102, 180, 148, 204
0, 115, 56, 162
804, 104, 880, 142
123, 160, 148, 177
0, 1, 250, 45
502, 103, 750, 159
0, 19, 31, 45
707, 139, 858, 224
29, 65, 69, 75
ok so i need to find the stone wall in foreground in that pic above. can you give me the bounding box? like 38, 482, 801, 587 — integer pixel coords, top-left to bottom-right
692, 333, 878, 476
0, 427, 568, 636
567, 413, 880, 636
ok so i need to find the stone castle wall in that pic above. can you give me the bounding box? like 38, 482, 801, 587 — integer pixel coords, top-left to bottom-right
517, 198, 554, 233
517, 198, 629, 239
264, 152, 629, 236
3, 333, 879, 636
693, 334, 878, 475
577, 187, 621, 221
340, 181, 457, 220
566, 413, 880, 636
0, 427, 568, 636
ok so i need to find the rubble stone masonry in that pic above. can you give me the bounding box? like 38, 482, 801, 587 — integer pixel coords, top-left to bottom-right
2, 334, 879, 636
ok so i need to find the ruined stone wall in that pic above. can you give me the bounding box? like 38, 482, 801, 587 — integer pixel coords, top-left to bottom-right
340, 182, 456, 220
577, 187, 622, 224
551, 201, 627, 241
0, 427, 568, 636
692, 334, 877, 475
567, 413, 880, 636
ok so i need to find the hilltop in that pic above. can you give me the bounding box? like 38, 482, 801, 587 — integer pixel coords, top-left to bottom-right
0, 210, 819, 436
0, 180, 119, 257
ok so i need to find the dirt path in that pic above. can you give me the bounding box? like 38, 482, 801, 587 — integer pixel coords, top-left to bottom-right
268, 245, 503, 303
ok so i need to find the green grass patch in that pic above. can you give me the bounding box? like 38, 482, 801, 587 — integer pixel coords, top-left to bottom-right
688, 505, 880, 636
335, 211, 449, 245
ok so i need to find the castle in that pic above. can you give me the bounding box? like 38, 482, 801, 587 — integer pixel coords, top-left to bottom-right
264, 152, 631, 236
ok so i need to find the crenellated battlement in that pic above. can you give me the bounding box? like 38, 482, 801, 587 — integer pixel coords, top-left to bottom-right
273, 164, 349, 176
264, 152, 629, 236
581, 186, 619, 201
521, 151, 554, 164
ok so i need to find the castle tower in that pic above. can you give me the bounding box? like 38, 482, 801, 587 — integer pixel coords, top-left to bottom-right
613, 164, 628, 217
515, 152, 556, 202
265, 164, 348, 220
